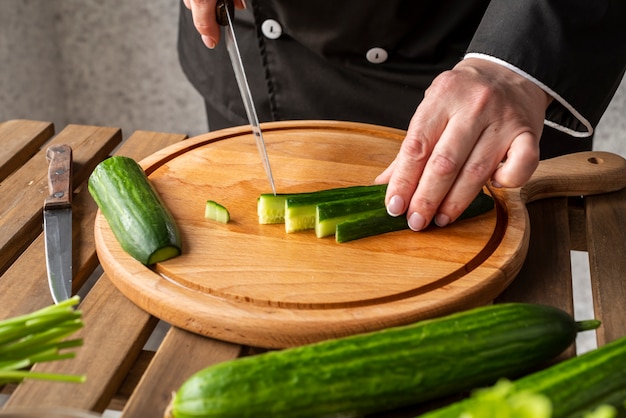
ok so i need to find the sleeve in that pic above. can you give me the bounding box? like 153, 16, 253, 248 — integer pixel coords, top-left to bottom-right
465, 0, 626, 138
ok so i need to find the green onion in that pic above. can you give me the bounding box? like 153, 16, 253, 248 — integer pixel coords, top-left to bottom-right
0, 296, 85, 384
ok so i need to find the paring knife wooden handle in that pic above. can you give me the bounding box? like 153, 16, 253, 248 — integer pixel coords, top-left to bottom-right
45, 144, 73, 210
216, 0, 234, 26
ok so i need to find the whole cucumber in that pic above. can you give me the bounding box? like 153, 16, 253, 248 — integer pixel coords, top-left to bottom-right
419, 334, 626, 418
88, 156, 182, 265
169, 303, 599, 418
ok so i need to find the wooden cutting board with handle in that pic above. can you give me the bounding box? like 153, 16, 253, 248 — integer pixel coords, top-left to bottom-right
94, 120, 626, 348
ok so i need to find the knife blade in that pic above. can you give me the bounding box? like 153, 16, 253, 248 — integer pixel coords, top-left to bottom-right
43, 144, 73, 304
217, 0, 277, 195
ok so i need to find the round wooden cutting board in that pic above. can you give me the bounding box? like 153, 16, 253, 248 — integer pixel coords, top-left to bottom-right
94, 120, 626, 348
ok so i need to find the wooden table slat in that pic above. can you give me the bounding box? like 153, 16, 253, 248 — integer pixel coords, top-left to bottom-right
0, 119, 54, 182
494, 198, 576, 360
586, 187, 626, 346
123, 327, 242, 418
495, 198, 574, 309
568, 198, 587, 252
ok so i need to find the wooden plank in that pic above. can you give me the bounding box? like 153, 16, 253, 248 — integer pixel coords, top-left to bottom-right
568, 197, 587, 252
496, 198, 573, 309
124, 327, 242, 418
0, 120, 54, 182
108, 350, 156, 411
495, 198, 576, 359
586, 187, 626, 346
0, 235, 58, 317
0, 124, 121, 275
3, 130, 187, 412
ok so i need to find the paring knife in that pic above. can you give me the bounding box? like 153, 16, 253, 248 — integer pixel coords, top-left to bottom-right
217, 0, 277, 195
43, 144, 73, 304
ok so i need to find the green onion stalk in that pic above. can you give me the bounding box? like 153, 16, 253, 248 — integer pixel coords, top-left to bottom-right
0, 296, 85, 384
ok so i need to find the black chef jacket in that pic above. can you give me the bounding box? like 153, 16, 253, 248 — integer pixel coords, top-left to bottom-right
178, 0, 626, 159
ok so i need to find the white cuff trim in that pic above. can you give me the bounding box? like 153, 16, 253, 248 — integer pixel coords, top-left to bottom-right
464, 52, 594, 138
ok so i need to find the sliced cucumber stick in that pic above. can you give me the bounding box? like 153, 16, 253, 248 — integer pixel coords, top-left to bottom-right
315, 192, 386, 238
284, 184, 387, 233
257, 184, 387, 230
335, 208, 409, 243
257, 185, 494, 243
335, 189, 495, 243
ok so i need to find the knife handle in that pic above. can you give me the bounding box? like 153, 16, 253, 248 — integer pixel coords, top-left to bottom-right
216, 0, 234, 26
45, 144, 73, 210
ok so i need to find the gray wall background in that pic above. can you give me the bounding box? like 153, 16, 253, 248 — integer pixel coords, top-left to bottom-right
0, 0, 206, 137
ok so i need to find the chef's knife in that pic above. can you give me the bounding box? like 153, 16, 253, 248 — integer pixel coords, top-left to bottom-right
217, 0, 277, 195
43, 144, 73, 304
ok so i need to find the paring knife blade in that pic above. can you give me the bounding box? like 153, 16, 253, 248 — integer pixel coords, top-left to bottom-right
43, 144, 73, 304
217, 0, 277, 195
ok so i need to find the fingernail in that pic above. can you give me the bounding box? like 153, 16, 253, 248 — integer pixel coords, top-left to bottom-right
408, 212, 427, 231
202, 35, 216, 49
434, 213, 450, 227
491, 180, 502, 188
386, 195, 405, 217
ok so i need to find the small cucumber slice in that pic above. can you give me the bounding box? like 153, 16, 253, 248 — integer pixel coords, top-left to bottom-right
205, 200, 230, 223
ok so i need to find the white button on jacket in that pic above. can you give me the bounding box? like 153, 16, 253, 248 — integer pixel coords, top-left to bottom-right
261, 19, 282, 39
366, 47, 388, 64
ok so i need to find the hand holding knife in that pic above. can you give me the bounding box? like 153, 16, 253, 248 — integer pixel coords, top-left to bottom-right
43, 144, 73, 304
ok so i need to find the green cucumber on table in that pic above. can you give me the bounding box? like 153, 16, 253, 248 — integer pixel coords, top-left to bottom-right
88, 156, 182, 265
418, 333, 626, 418
168, 303, 599, 418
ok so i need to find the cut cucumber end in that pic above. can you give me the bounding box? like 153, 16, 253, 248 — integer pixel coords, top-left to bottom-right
147, 246, 181, 265
576, 319, 602, 332
257, 194, 289, 224
205, 200, 230, 223
285, 212, 316, 233
315, 219, 340, 238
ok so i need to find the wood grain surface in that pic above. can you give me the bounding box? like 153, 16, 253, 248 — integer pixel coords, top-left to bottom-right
94, 120, 626, 348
